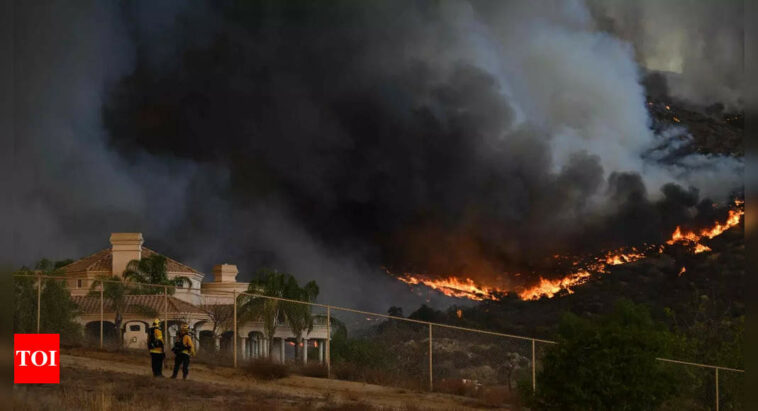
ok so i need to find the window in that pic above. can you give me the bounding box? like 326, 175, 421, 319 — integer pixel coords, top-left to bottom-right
129, 325, 141, 332
77, 279, 83, 288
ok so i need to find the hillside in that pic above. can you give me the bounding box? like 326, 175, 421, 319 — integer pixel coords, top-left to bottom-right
14, 350, 494, 411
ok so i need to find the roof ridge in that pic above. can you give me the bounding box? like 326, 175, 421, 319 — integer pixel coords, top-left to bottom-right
142, 247, 202, 275
85, 249, 112, 271
60, 248, 110, 272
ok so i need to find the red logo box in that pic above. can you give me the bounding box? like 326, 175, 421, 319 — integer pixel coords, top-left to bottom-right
14, 334, 60, 384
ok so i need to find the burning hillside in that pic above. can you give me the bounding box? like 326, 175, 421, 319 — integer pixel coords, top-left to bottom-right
391, 199, 743, 301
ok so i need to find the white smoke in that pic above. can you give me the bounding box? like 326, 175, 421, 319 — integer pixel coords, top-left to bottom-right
406, 0, 741, 203
587, 0, 743, 108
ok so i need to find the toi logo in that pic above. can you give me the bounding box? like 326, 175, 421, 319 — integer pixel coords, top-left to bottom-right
14, 334, 60, 384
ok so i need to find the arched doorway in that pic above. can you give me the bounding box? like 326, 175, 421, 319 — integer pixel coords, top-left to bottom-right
220, 331, 234, 353
199, 330, 215, 352
85, 321, 117, 346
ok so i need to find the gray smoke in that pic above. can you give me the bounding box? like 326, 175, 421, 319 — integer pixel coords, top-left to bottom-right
588, 0, 743, 108
7, 0, 743, 312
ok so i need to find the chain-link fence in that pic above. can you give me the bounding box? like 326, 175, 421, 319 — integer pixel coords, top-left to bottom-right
14, 273, 744, 408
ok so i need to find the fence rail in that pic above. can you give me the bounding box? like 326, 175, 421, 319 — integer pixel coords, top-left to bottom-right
15, 272, 744, 409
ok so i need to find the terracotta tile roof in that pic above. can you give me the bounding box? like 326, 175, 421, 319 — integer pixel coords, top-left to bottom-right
60, 249, 111, 274
142, 247, 201, 275
60, 247, 203, 277
72, 295, 205, 315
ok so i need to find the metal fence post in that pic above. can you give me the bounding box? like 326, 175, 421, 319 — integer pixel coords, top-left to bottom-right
233, 290, 238, 368
715, 368, 719, 411
326, 306, 331, 378
428, 323, 433, 391
531, 339, 536, 391
36, 274, 42, 333
99, 284, 104, 349
164, 286, 168, 368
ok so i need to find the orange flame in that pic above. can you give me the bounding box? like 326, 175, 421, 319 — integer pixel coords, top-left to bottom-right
392, 201, 743, 302
518, 270, 592, 300
666, 207, 743, 252
396, 275, 502, 301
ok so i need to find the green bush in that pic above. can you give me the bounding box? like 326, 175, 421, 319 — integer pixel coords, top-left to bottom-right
14, 260, 82, 344
522, 299, 682, 410
331, 336, 395, 370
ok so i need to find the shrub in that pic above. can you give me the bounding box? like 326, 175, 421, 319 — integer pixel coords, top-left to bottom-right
435, 378, 479, 397
523, 299, 682, 410
479, 385, 517, 408
245, 358, 290, 380
300, 363, 328, 378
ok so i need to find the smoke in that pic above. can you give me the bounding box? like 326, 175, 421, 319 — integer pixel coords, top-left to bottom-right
588, 0, 743, 108
8, 0, 743, 310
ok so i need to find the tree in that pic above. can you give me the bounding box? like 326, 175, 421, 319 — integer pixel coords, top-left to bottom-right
283, 278, 319, 362
89, 275, 157, 348
408, 304, 444, 323
238, 268, 320, 362
388, 306, 403, 317
13, 259, 81, 343
664, 291, 744, 409
122, 254, 190, 294
238, 269, 289, 360
89, 276, 128, 346
523, 299, 681, 410
200, 303, 234, 342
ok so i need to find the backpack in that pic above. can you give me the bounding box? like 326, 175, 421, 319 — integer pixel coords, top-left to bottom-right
147, 327, 162, 349
172, 339, 186, 355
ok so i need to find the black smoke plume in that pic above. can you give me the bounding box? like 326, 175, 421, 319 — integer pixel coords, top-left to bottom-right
8, 1, 743, 310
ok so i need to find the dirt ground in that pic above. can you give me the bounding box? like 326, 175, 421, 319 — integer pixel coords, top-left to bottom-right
13, 349, 505, 410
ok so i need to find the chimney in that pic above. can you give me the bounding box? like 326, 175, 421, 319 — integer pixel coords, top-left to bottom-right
212, 264, 239, 283
110, 233, 143, 277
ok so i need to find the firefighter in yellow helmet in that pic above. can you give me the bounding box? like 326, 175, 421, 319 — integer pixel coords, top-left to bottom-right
147, 318, 165, 377
170, 323, 195, 380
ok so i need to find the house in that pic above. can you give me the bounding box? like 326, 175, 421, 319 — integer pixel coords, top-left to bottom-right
60, 233, 329, 364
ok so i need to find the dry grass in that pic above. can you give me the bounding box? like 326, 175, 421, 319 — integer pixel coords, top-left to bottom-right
298, 363, 329, 378
331, 362, 424, 391
24, 349, 511, 410
436, 379, 480, 397
13, 366, 295, 410
13, 365, 447, 411
434, 379, 521, 409
244, 358, 290, 380
479, 386, 518, 408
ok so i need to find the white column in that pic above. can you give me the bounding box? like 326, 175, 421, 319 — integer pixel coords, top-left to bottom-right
303, 338, 309, 364
280, 338, 285, 364
215, 335, 221, 351
241, 337, 248, 360
319, 339, 324, 363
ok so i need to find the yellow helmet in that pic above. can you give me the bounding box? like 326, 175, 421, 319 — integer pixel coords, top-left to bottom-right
152, 318, 161, 327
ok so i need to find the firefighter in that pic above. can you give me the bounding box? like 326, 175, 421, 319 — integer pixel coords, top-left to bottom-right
171, 323, 195, 380
147, 318, 165, 377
